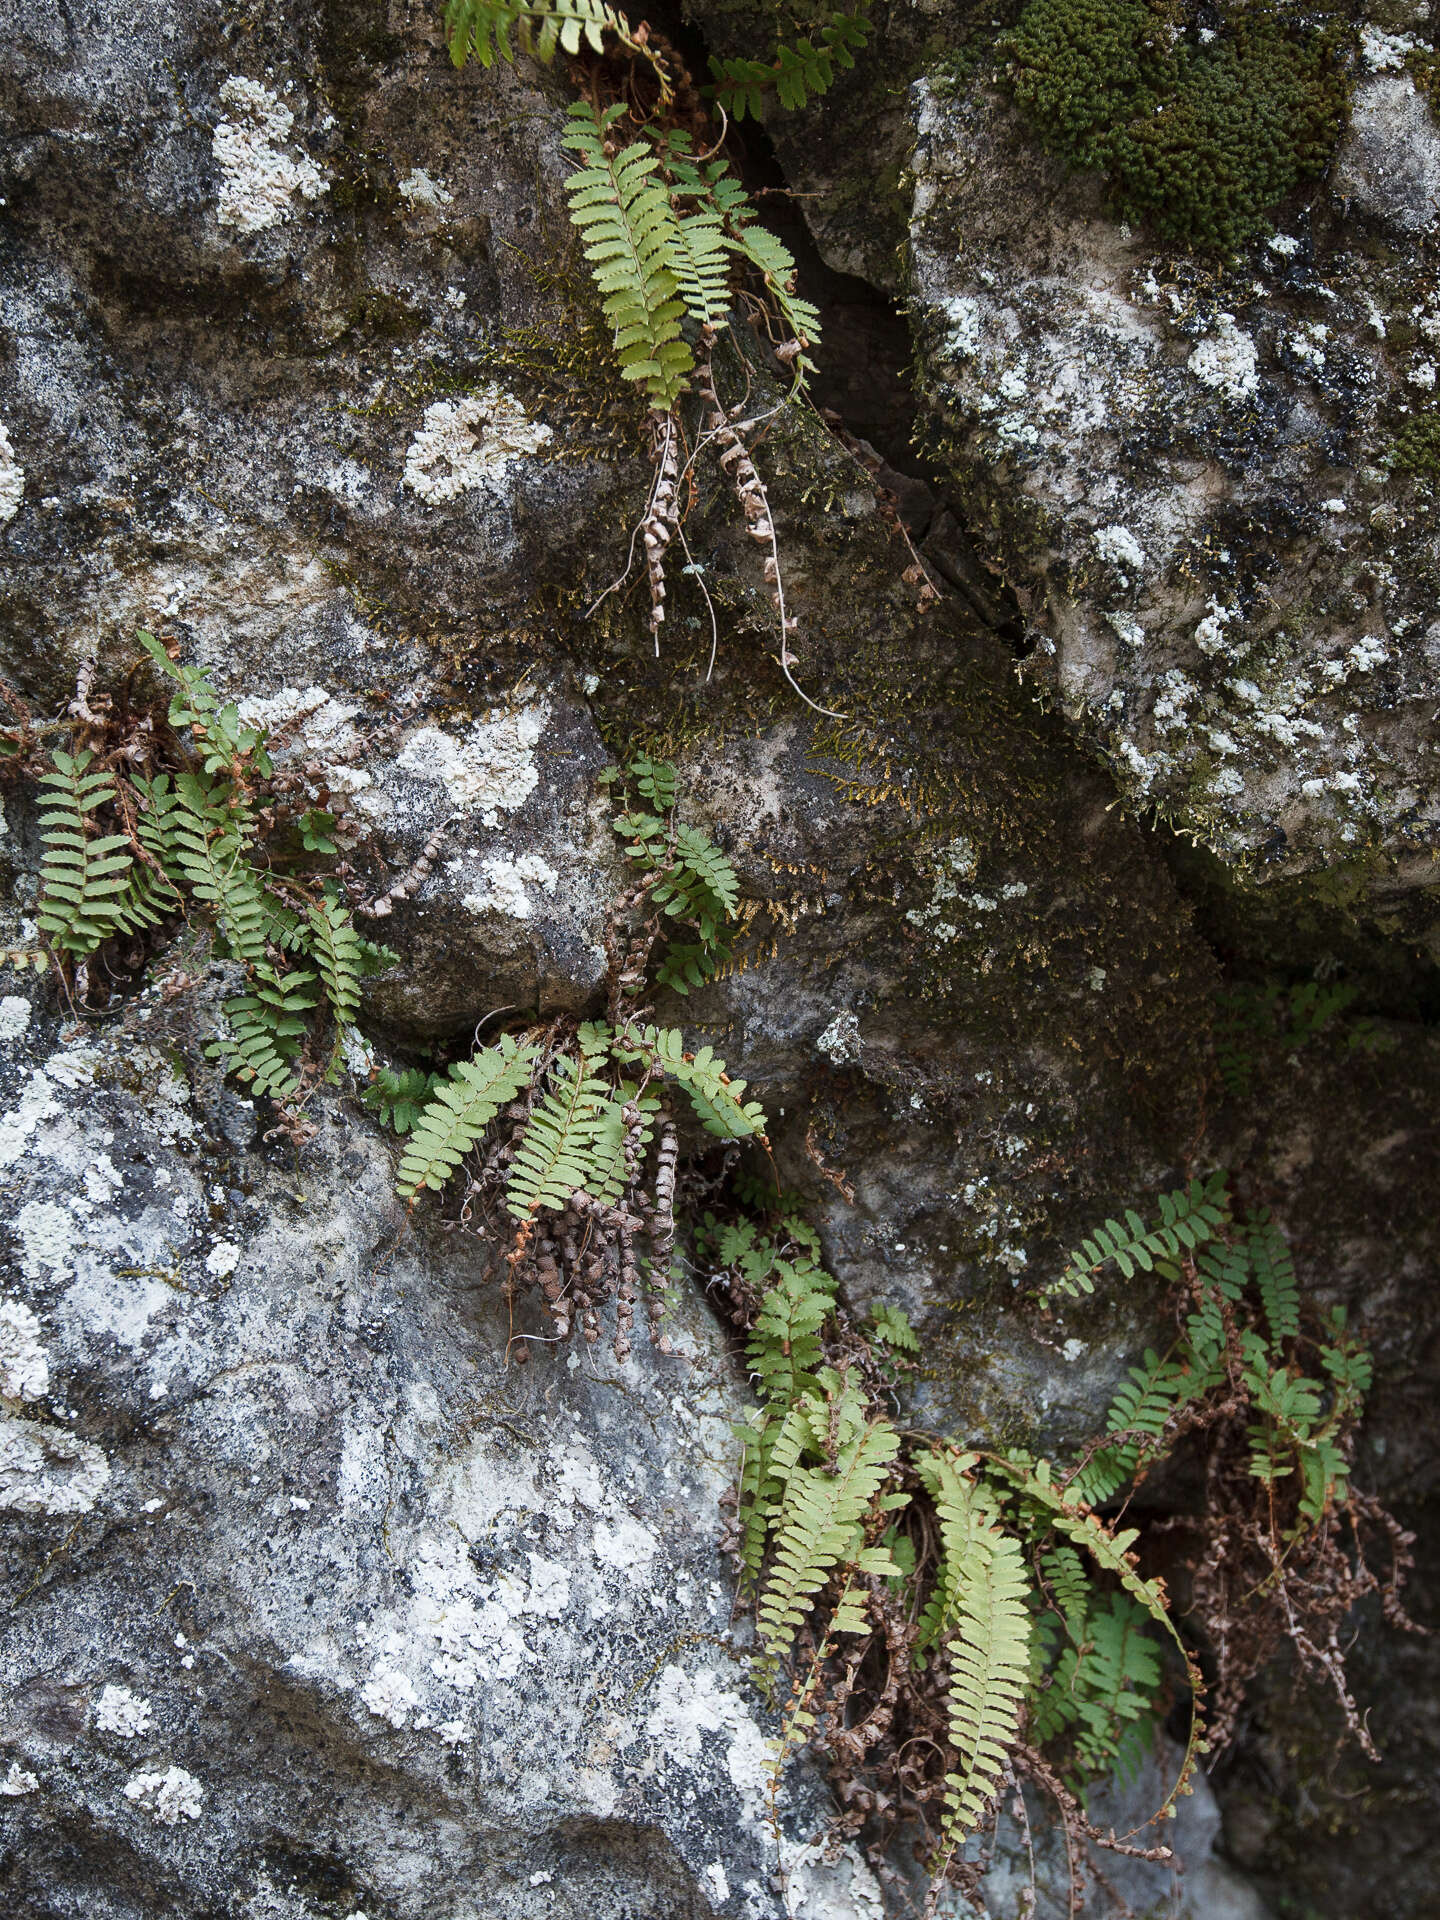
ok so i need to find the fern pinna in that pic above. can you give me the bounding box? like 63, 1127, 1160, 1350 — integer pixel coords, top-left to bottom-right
32, 631, 397, 1117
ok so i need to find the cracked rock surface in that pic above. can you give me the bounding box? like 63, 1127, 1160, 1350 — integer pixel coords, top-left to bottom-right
2, 1, 1439, 1917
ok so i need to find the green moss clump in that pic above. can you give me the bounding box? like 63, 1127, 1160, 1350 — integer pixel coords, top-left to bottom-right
1003, 0, 1353, 253
1391, 411, 1440, 477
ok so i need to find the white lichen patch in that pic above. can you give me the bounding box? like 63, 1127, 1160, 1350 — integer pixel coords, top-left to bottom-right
213, 77, 328, 234
1093, 523, 1146, 580
12, 1198, 78, 1282
234, 685, 372, 801
1194, 598, 1238, 655
461, 852, 559, 920
592, 1516, 659, 1587
395, 704, 548, 827
122, 1765, 203, 1825
0, 422, 23, 524
1361, 23, 1419, 70
816, 1010, 862, 1065
205, 1241, 241, 1280
361, 1665, 420, 1729
0, 1299, 48, 1401
398, 167, 453, 209
0, 1414, 109, 1515
1, 1762, 39, 1795
1187, 314, 1259, 402
402, 388, 552, 505
905, 834, 983, 944
409, 1539, 529, 1688
96, 1684, 153, 1738
642, 1665, 771, 1831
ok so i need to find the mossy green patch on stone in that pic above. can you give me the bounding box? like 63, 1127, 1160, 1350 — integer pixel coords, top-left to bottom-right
1002, 0, 1354, 253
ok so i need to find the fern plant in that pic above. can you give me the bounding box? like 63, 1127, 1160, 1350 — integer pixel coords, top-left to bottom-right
708, 9, 871, 120
561, 104, 696, 410
439, 0, 838, 691
714, 1173, 1403, 1906
36, 751, 147, 955
30, 632, 398, 1118
602, 757, 741, 996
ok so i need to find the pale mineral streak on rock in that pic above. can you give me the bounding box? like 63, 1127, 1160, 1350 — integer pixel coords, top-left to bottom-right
0, 421, 23, 523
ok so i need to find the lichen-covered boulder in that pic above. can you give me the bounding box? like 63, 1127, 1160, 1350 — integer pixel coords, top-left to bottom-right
904, 62, 1440, 903
0, 1008, 891, 1917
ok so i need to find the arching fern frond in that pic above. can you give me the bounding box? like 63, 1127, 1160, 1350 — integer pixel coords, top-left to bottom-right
756, 1409, 900, 1662
560, 103, 693, 410
622, 1025, 767, 1139
168, 772, 270, 969
36, 750, 137, 956
443, 0, 674, 99
709, 12, 871, 120
985, 1453, 1205, 1824
1047, 1172, 1229, 1299
397, 1035, 540, 1199
504, 1039, 614, 1219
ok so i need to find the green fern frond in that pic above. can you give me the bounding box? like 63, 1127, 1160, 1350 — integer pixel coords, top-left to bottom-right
747, 1255, 837, 1405
1247, 1209, 1300, 1349
708, 12, 871, 120
725, 221, 822, 361
443, 0, 673, 99
364, 1066, 444, 1134
986, 1453, 1204, 1821
756, 1410, 900, 1661
622, 1026, 766, 1139
663, 204, 733, 331
504, 1041, 614, 1219
167, 772, 271, 969
560, 103, 694, 410
912, 1454, 1031, 1848
1048, 1172, 1229, 1299
396, 1035, 540, 1198
36, 750, 137, 956
1067, 1347, 1201, 1507
869, 1301, 919, 1353
306, 888, 367, 1028
206, 966, 317, 1100
138, 629, 271, 778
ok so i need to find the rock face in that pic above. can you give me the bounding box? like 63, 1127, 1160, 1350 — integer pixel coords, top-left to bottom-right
1, 1, 1438, 1916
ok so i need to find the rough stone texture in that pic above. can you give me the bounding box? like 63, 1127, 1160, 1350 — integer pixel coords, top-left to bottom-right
903, 70, 1440, 908
0, 1013, 880, 1917
1, 0, 1438, 1915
